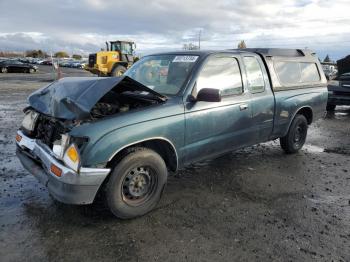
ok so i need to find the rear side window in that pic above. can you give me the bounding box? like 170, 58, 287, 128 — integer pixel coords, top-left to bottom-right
243, 56, 265, 93
300, 63, 320, 82
196, 56, 243, 96
275, 61, 320, 85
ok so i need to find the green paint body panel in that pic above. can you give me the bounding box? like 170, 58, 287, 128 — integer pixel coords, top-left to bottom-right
67, 50, 328, 170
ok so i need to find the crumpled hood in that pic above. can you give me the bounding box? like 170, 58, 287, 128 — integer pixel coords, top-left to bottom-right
28, 76, 166, 120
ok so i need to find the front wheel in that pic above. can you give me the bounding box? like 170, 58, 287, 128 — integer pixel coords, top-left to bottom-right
1, 67, 8, 73
110, 65, 126, 77
280, 114, 308, 154
106, 147, 167, 219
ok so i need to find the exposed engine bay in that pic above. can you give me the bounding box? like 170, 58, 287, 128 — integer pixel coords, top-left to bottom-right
24, 91, 157, 148
90, 91, 156, 119
24, 76, 166, 148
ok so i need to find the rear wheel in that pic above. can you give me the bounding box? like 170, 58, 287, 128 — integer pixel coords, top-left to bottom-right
106, 147, 167, 219
111, 65, 126, 77
280, 114, 308, 154
326, 104, 336, 111
1, 67, 7, 73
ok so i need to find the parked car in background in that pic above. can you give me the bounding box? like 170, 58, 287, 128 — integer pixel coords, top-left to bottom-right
41, 60, 53, 66
69, 62, 84, 68
0, 60, 38, 73
35, 60, 46, 65
16, 48, 327, 219
327, 72, 350, 110
58, 60, 84, 68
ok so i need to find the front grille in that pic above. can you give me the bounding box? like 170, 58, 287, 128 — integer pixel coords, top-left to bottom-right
34, 114, 67, 148
88, 54, 97, 67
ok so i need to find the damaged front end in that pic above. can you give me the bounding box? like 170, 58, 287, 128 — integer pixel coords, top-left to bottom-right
28, 75, 166, 120
16, 76, 166, 204
23, 75, 167, 150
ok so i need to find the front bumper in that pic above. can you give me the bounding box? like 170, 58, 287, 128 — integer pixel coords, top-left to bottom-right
16, 130, 110, 204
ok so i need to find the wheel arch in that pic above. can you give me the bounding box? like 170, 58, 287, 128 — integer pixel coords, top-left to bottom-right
295, 106, 313, 125
107, 137, 178, 172
280, 106, 313, 138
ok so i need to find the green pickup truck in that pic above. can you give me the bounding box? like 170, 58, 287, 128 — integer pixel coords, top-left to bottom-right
16, 48, 328, 219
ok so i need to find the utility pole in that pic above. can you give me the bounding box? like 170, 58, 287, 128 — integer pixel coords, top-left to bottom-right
198, 30, 202, 50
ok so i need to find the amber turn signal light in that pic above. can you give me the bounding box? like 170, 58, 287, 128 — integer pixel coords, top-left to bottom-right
67, 146, 79, 163
15, 134, 22, 142
50, 164, 62, 177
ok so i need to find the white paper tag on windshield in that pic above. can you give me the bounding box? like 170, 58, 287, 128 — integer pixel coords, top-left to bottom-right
173, 56, 198, 63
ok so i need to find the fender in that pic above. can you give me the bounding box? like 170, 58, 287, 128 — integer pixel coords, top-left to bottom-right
284, 106, 313, 135
107, 136, 179, 170
79, 112, 185, 169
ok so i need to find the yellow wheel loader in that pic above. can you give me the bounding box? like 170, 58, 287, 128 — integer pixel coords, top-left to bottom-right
85, 40, 137, 77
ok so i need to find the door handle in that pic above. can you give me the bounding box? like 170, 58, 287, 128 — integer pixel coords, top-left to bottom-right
239, 104, 248, 111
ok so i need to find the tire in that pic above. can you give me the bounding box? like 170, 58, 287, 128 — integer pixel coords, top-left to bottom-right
326, 104, 336, 111
111, 65, 126, 77
29, 68, 35, 74
280, 114, 308, 154
106, 147, 167, 219
1, 67, 7, 73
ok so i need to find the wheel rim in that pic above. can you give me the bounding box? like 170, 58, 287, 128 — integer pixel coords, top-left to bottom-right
293, 123, 306, 147
116, 70, 124, 76
121, 166, 157, 206
1, 67, 7, 73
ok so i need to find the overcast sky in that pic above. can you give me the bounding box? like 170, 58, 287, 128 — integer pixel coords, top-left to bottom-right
0, 0, 349, 60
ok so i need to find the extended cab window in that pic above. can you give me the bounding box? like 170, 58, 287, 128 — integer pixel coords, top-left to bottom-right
196, 56, 243, 96
275, 61, 320, 85
243, 56, 265, 93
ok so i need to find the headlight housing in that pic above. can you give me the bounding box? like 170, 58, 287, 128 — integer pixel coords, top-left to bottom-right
63, 143, 81, 172
52, 135, 88, 172
21, 110, 39, 132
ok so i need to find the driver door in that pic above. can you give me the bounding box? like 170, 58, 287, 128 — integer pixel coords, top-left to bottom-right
183, 54, 254, 164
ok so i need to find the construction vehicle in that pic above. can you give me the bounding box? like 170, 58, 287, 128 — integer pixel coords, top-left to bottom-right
85, 40, 137, 77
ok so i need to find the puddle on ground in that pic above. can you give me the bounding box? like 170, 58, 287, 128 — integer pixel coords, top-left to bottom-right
334, 112, 350, 120
303, 144, 324, 153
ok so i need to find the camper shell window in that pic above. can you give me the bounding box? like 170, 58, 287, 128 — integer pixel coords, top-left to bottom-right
274, 61, 320, 86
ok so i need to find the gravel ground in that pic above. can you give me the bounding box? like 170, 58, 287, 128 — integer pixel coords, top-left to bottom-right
0, 66, 349, 262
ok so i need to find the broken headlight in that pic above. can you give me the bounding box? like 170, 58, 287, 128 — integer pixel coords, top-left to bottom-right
21, 110, 39, 132
52, 135, 88, 172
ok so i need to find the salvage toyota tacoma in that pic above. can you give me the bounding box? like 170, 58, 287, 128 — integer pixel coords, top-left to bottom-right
16, 48, 328, 219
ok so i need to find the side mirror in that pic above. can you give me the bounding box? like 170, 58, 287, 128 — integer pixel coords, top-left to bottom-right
196, 88, 222, 102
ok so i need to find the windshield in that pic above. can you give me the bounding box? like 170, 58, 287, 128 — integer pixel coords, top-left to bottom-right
110, 42, 121, 51
110, 42, 133, 54
125, 55, 198, 95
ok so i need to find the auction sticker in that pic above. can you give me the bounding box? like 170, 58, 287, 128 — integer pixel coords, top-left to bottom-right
173, 56, 198, 63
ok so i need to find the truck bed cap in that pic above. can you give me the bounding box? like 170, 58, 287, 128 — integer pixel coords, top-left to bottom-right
237, 48, 316, 57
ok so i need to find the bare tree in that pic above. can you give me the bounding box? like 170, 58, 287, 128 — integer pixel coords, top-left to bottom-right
25, 50, 48, 58
72, 54, 82, 60
183, 43, 199, 50
54, 51, 69, 58
237, 40, 247, 49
